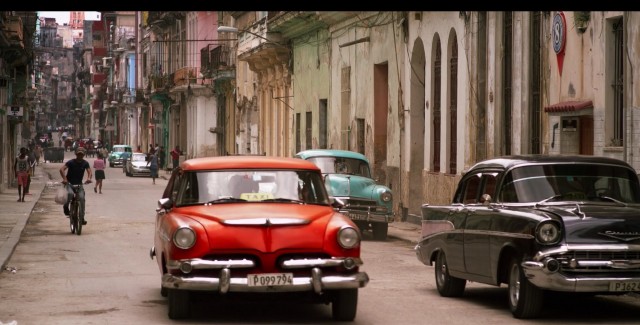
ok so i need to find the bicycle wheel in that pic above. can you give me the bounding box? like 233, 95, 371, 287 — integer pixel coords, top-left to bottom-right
69, 201, 77, 234
74, 201, 82, 236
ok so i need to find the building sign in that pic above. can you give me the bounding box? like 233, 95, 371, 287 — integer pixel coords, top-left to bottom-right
9, 105, 23, 117
553, 12, 567, 76
7, 105, 23, 122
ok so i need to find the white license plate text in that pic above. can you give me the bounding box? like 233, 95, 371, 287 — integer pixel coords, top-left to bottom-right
247, 273, 293, 287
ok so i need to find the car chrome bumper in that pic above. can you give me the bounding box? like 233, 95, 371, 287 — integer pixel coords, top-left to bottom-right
162, 269, 369, 294
523, 260, 640, 292
161, 256, 368, 294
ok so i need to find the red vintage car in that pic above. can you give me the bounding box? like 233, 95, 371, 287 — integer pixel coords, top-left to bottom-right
151, 156, 369, 320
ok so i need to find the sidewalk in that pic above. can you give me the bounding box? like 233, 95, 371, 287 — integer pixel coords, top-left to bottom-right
0, 164, 422, 270
0, 163, 48, 271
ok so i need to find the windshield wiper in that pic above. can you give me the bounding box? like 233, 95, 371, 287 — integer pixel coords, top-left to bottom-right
261, 198, 305, 204
536, 194, 564, 206
206, 197, 247, 204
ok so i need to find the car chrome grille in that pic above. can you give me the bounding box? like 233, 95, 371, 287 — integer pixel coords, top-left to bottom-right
339, 198, 387, 213
555, 250, 640, 272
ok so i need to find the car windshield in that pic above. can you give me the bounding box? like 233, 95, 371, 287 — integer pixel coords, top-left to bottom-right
132, 154, 146, 162
306, 157, 371, 177
113, 147, 126, 152
174, 169, 331, 206
500, 164, 640, 204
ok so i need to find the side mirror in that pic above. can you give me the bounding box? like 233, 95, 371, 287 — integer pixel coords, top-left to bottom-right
157, 197, 173, 211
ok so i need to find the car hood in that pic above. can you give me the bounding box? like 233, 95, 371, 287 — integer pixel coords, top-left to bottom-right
539, 204, 640, 244
173, 204, 341, 252
324, 174, 379, 198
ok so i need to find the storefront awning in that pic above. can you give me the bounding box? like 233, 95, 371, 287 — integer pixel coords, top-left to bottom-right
544, 100, 593, 113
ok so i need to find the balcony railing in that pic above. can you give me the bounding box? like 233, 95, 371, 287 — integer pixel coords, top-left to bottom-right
201, 44, 235, 77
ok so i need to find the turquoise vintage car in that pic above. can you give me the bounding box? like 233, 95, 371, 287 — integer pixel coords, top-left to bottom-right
296, 149, 394, 240
108, 144, 132, 167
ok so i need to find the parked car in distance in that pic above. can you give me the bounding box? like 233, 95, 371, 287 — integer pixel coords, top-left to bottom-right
295, 149, 394, 240
150, 156, 369, 320
108, 144, 132, 167
124, 152, 151, 177
415, 155, 640, 319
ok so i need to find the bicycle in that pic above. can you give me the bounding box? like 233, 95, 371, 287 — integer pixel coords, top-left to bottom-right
66, 180, 91, 235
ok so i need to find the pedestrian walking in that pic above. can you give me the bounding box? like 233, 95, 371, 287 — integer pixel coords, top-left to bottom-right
100, 146, 108, 164
24, 148, 36, 195
170, 145, 181, 170
34, 144, 42, 165
93, 152, 106, 194
147, 151, 159, 184
14, 147, 29, 202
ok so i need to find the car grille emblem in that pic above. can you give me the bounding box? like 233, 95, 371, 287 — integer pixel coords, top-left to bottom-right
599, 230, 640, 242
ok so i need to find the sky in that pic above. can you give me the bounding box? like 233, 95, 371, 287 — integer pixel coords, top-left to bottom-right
38, 11, 70, 24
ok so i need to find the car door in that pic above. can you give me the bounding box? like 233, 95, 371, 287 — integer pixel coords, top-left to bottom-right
461, 171, 498, 279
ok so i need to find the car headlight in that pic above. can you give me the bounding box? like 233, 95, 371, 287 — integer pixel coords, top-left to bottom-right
535, 221, 561, 245
380, 190, 392, 202
337, 226, 360, 249
173, 227, 196, 249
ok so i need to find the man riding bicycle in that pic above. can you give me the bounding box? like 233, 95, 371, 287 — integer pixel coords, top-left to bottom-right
60, 147, 92, 225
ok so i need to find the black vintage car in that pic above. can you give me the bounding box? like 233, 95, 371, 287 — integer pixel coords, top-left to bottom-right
415, 155, 640, 319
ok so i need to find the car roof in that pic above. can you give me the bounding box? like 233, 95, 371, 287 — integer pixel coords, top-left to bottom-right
468, 154, 635, 171
181, 156, 322, 172
295, 149, 368, 162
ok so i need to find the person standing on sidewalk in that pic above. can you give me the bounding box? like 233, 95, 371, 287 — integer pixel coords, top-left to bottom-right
147, 151, 159, 184
93, 152, 106, 194
157, 146, 165, 171
13, 147, 29, 202
170, 145, 181, 170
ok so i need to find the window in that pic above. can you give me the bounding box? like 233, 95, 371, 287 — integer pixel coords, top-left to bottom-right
305, 111, 312, 150
449, 34, 458, 174
432, 39, 441, 172
319, 99, 327, 148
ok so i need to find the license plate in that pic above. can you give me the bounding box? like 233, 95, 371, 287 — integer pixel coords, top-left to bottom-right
609, 281, 640, 292
342, 212, 368, 221
247, 273, 293, 287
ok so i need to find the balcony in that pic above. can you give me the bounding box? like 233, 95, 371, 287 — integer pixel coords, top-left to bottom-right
201, 44, 236, 76
173, 67, 197, 87
5, 16, 24, 48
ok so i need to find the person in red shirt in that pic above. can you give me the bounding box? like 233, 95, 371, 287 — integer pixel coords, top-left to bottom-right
170, 145, 181, 170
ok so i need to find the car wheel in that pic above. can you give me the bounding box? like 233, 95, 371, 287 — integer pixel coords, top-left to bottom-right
167, 289, 190, 319
372, 223, 388, 241
331, 289, 358, 321
435, 250, 466, 297
508, 257, 543, 319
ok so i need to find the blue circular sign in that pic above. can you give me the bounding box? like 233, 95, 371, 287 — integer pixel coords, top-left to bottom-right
553, 13, 566, 54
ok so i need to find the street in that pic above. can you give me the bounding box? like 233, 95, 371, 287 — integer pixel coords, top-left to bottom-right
2, 153, 640, 324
